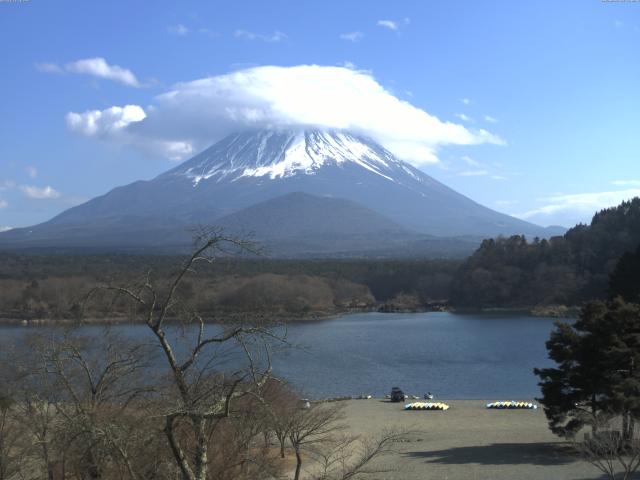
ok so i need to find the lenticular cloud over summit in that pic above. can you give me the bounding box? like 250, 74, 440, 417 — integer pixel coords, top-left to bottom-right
66, 65, 504, 165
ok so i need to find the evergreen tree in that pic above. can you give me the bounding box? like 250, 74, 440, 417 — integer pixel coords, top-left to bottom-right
610, 245, 640, 303
600, 299, 640, 441
535, 301, 612, 437
535, 299, 640, 439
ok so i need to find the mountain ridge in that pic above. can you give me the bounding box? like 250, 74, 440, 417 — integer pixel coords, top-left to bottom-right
0, 129, 562, 255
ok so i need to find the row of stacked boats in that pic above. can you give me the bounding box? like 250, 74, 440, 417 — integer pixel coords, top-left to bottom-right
404, 402, 450, 411
486, 401, 538, 409
403, 401, 537, 411
391, 388, 538, 411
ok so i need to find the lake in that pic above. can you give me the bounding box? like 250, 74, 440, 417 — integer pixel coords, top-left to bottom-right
0, 311, 562, 400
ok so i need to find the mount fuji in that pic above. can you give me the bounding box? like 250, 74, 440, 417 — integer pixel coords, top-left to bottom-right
0, 129, 561, 256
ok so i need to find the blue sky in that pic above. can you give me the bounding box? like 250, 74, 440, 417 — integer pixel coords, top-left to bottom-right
0, 0, 639, 230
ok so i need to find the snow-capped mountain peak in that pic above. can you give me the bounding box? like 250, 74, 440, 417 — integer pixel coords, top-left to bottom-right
0, 127, 554, 252
168, 129, 405, 185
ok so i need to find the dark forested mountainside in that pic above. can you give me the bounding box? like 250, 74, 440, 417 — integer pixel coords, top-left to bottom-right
451, 198, 640, 308
609, 244, 640, 303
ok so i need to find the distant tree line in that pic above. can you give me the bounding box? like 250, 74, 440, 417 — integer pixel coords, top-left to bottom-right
451, 198, 640, 309
0, 255, 458, 322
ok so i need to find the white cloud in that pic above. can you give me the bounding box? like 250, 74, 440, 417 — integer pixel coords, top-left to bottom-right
234, 30, 287, 42
0, 199, 8, 209
377, 20, 399, 31
66, 105, 146, 136
66, 105, 192, 160
459, 170, 489, 177
376, 18, 410, 31
612, 180, 640, 186
65, 57, 141, 87
66, 65, 505, 165
461, 155, 480, 167
516, 189, 640, 224
483, 115, 498, 123
340, 32, 364, 42
460, 98, 471, 105
26, 166, 38, 178
168, 24, 189, 35
20, 185, 61, 200
454, 113, 473, 123
34, 62, 64, 74
491, 175, 507, 181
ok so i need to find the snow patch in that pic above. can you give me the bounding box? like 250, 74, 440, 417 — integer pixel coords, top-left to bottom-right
175, 129, 419, 185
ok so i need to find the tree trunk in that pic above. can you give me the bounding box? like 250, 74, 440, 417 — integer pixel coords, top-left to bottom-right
194, 417, 208, 480
591, 393, 598, 435
623, 411, 629, 442
622, 412, 635, 444
293, 447, 302, 480
164, 417, 196, 480
42, 442, 54, 480
61, 450, 67, 480
86, 448, 101, 480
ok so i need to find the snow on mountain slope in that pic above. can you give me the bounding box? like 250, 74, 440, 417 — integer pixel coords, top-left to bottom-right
165, 130, 408, 184
0, 129, 559, 253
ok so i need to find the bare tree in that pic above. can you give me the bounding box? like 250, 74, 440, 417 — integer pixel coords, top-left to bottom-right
288, 404, 346, 480
0, 346, 31, 480
31, 331, 156, 480
0, 393, 23, 480
88, 230, 283, 480
14, 382, 58, 480
309, 429, 407, 480
261, 379, 300, 458
0, 229, 408, 480
287, 402, 408, 480
576, 414, 640, 480
205, 396, 283, 480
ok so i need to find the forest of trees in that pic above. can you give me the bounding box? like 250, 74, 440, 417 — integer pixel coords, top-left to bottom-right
0, 254, 457, 322
451, 198, 640, 309
3, 198, 640, 322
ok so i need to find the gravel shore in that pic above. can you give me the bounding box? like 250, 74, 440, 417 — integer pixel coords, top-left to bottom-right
337, 399, 607, 480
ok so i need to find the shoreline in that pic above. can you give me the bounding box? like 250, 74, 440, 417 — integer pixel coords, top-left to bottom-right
0, 303, 578, 326
0, 303, 442, 326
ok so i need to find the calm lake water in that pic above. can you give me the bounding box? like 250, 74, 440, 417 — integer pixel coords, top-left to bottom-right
0, 312, 562, 399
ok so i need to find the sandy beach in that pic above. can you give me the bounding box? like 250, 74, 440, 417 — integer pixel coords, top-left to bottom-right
336, 399, 607, 480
